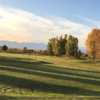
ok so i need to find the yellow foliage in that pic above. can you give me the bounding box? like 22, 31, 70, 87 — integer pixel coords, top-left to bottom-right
86, 29, 100, 59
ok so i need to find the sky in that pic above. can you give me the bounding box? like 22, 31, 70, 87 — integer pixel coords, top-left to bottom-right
0, 0, 100, 47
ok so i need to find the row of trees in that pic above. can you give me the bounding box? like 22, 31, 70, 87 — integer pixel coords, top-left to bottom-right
1, 46, 31, 53
47, 34, 81, 59
2, 28, 99, 60
47, 28, 100, 60
7, 47, 31, 53
1, 45, 45, 54
86, 29, 100, 59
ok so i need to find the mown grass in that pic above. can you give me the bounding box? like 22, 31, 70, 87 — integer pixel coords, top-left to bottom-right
0, 52, 100, 100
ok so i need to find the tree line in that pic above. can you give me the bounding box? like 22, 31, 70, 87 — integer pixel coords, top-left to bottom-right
0, 45, 46, 54
46, 34, 81, 59
47, 28, 100, 60
1, 28, 100, 60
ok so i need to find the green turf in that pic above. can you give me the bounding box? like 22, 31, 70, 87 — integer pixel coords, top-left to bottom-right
0, 52, 100, 100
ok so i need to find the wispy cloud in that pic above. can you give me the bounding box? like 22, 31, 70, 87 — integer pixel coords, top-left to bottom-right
0, 6, 92, 47
75, 14, 100, 28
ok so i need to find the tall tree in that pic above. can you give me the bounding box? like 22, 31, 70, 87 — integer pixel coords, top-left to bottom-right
95, 29, 100, 58
47, 39, 53, 56
47, 35, 67, 57
54, 37, 59, 56
59, 34, 67, 55
53, 35, 67, 56
52, 38, 56, 55
85, 29, 100, 60
65, 35, 78, 58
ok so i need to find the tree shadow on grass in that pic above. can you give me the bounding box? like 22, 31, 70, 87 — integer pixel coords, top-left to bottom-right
62, 67, 100, 74
0, 66, 100, 87
0, 74, 100, 96
0, 56, 53, 65
0, 56, 100, 83
0, 56, 100, 96
80, 60, 100, 64
1, 56, 100, 73
0, 95, 61, 100
14, 58, 34, 61
0, 56, 100, 80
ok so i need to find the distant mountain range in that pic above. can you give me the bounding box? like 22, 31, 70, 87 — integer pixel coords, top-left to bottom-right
0, 40, 86, 53
0, 41, 47, 50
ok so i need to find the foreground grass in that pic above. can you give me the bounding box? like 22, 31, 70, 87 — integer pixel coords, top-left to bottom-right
0, 52, 100, 100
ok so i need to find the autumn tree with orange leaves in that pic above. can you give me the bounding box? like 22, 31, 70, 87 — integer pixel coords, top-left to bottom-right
85, 29, 100, 60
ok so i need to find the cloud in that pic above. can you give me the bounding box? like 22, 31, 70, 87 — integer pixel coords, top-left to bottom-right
75, 15, 97, 23
75, 14, 100, 28
0, 37, 5, 38
0, 6, 92, 47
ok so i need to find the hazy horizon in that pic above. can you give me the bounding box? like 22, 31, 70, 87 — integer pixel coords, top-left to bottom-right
0, 40, 86, 53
